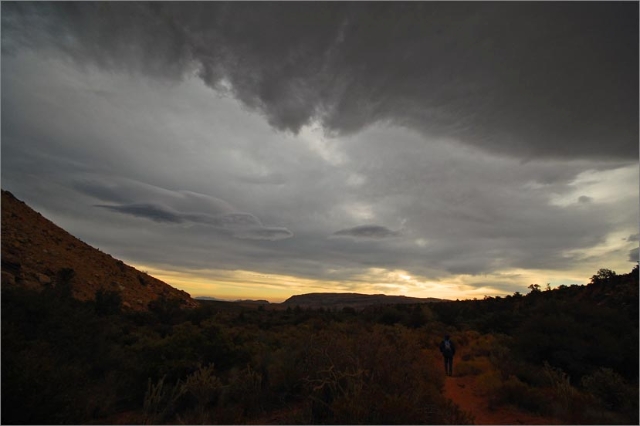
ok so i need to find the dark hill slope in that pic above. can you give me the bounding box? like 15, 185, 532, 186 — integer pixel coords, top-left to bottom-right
1, 190, 196, 310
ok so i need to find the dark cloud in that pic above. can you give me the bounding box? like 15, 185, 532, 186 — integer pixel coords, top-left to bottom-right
83, 178, 294, 241
97, 203, 184, 224
234, 228, 294, 242
333, 225, 400, 239
627, 234, 639, 242
1, 3, 637, 299
629, 247, 639, 263
3, 2, 637, 160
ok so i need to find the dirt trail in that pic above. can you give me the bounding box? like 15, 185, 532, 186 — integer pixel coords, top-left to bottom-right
442, 373, 559, 425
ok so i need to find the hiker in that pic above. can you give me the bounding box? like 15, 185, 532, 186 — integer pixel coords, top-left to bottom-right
439, 334, 455, 376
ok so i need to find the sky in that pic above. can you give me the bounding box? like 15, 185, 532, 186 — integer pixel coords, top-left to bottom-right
1, 2, 638, 302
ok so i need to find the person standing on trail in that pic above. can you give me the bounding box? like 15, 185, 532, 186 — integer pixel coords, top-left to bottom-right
439, 334, 455, 376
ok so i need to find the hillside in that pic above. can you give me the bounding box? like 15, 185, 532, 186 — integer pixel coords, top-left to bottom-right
282, 292, 444, 310
1, 190, 196, 310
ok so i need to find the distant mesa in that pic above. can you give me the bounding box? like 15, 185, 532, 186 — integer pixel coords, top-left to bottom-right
195, 296, 270, 305
1, 189, 197, 311
235, 299, 270, 304
281, 292, 445, 310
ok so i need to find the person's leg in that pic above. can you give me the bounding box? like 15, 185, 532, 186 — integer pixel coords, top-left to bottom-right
448, 356, 453, 376
443, 357, 448, 374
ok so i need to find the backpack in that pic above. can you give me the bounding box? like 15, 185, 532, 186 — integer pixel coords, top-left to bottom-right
443, 340, 453, 356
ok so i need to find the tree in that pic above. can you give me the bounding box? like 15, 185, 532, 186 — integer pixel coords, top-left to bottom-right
590, 268, 616, 285
528, 283, 541, 293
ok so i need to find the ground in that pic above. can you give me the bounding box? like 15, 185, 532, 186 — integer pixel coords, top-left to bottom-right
444, 373, 561, 425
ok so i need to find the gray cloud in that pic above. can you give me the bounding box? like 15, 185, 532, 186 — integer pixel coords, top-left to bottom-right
97, 203, 184, 224
629, 247, 639, 263
84, 178, 293, 241
333, 225, 401, 239
2, 2, 637, 160
234, 228, 294, 242
627, 234, 639, 242
1, 3, 637, 299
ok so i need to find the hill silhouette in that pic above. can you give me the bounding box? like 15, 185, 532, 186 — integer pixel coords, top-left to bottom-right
282, 292, 444, 310
1, 190, 196, 310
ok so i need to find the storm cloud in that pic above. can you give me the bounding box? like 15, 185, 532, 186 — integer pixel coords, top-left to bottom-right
2, 2, 637, 160
333, 225, 401, 239
1, 2, 637, 300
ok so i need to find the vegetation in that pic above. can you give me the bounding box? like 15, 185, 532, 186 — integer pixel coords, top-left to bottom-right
2, 265, 638, 424
429, 265, 639, 424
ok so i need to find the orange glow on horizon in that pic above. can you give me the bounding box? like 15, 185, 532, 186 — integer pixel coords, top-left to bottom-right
124, 263, 597, 304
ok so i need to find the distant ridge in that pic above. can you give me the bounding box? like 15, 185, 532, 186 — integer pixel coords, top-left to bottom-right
282, 292, 445, 310
1, 190, 197, 310
195, 296, 270, 304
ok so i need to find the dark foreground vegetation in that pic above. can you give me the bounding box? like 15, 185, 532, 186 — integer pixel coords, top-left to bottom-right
2, 266, 638, 424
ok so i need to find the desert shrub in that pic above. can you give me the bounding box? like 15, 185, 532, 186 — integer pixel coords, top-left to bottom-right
95, 287, 122, 316
223, 364, 264, 416
298, 324, 470, 424
496, 374, 547, 413
54, 267, 76, 297
543, 362, 579, 408
467, 333, 495, 357
265, 344, 310, 399
56, 266, 76, 282
148, 295, 186, 324
475, 371, 502, 397
138, 274, 148, 286
173, 363, 225, 424
438, 399, 476, 425
142, 375, 186, 425
580, 367, 632, 411
182, 363, 223, 407
1, 285, 138, 423
541, 361, 598, 421
376, 306, 408, 325
458, 330, 480, 347
517, 363, 549, 387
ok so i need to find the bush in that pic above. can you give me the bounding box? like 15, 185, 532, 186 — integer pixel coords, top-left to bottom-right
497, 375, 547, 413
298, 324, 470, 424
95, 288, 122, 316
142, 375, 186, 425
475, 371, 502, 397
581, 368, 632, 411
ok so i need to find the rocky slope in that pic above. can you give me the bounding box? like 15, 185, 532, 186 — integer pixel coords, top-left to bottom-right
1, 190, 197, 310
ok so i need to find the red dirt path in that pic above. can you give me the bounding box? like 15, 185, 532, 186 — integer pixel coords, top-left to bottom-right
443, 373, 560, 425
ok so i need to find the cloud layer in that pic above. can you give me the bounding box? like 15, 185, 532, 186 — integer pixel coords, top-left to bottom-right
1, 3, 637, 299
81, 178, 294, 241
333, 225, 401, 239
3, 2, 637, 160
